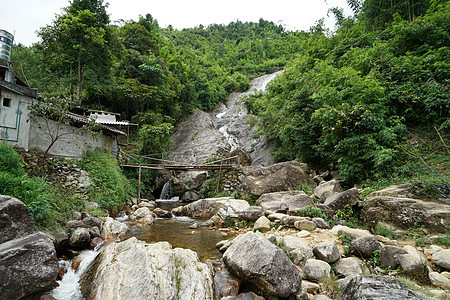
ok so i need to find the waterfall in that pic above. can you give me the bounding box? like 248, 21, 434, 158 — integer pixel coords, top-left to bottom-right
160, 180, 173, 199
51, 243, 103, 300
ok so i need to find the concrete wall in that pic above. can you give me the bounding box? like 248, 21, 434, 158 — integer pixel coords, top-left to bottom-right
0, 87, 32, 149
29, 116, 119, 158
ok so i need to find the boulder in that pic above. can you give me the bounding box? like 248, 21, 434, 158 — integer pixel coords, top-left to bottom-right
213, 266, 240, 298
253, 216, 271, 232
291, 247, 314, 266
332, 225, 372, 239
397, 246, 428, 276
429, 272, 450, 290
137, 201, 156, 210
238, 206, 264, 221
153, 208, 172, 218
313, 180, 342, 202
66, 220, 84, 229
339, 275, 434, 300
323, 188, 359, 212
294, 219, 317, 231
362, 186, 450, 233
312, 217, 330, 229
431, 249, 450, 270
335, 257, 370, 277
101, 217, 129, 240
80, 237, 214, 299
82, 216, 103, 229
69, 227, 91, 249
240, 161, 313, 197
313, 242, 340, 263
303, 259, 331, 282
129, 207, 154, 225
180, 191, 200, 202
217, 199, 250, 220
256, 190, 314, 215
178, 197, 229, 218
379, 245, 407, 268
349, 236, 382, 258
223, 232, 302, 297
0, 196, 58, 300
282, 236, 311, 252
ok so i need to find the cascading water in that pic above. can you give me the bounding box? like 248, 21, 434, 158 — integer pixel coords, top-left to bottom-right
51, 243, 103, 300
159, 180, 173, 199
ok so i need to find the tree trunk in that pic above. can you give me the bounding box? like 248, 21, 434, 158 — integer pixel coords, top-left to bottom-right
77, 57, 83, 106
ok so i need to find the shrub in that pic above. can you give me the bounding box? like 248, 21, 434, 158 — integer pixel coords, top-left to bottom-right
297, 205, 326, 219
0, 143, 26, 177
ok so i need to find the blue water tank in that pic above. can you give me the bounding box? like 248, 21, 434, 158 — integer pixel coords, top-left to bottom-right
0, 29, 14, 68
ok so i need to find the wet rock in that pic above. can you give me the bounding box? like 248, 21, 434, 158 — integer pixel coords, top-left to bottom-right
256, 190, 314, 215
294, 219, 317, 231
332, 225, 372, 239
340, 275, 434, 300
238, 206, 264, 221
72, 255, 83, 272
240, 161, 313, 198
397, 246, 428, 276
323, 188, 359, 212
90, 237, 103, 249
349, 236, 382, 258
313, 180, 342, 202
153, 208, 172, 218
213, 266, 240, 298
312, 217, 330, 229
189, 222, 199, 229
0, 196, 58, 300
101, 217, 129, 241
80, 237, 214, 299
89, 226, 101, 238
129, 207, 154, 225
362, 185, 450, 233
431, 249, 450, 270
69, 228, 91, 249
40, 295, 56, 300
303, 259, 331, 282
429, 272, 450, 290
253, 216, 271, 232
313, 242, 340, 263
180, 191, 199, 202
379, 245, 406, 268
335, 257, 370, 277
52, 232, 69, 253
223, 232, 302, 297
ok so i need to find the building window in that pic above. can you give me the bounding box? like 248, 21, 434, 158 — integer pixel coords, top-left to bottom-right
3, 98, 11, 107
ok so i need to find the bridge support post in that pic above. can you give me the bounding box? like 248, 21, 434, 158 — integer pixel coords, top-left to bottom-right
138, 165, 142, 199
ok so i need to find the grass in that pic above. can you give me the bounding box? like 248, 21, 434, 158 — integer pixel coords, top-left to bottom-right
376, 223, 396, 240
435, 234, 450, 246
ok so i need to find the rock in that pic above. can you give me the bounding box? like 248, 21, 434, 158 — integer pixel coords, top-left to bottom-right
153, 208, 172, 218
213, 266, 240, 298
283, 236, 311, 252
217, 199, 250, 220
67, 219, 84, 229
291, 247, 315, 266
349, 236, 382, 258
296, 286, 309, 300
256, 190, 314, 215
375, 235, 399, 246
313, 242, 340, 263
238, 206, 264, 221
129, 207, 154, 225
101, 217, 129, 240
179, 197, 229, 218
72, 255, 83, 272
282, 215, 309, 227
429, 272, 450, 290
301, 280, 321, 294
52, 232, 69, 253
313, 295, 332, 300
240, 161, 313, 197
89, 226, 101, 238
0, 196, 58, 300
297, 230, 311, 238
340, 275, 434, 300
84, 201, 98, 210
72, 211, 82, 220
431, 249, 450, 270
69, 228, 91, 249
303, 259, 331, 282
193, 172, 208, 188
424, 245, 443, 256
442, 271, 450, 279
90, 237, 103, 249
190, 222, 199, 229
312, 217, 330, 229
397, 246, 428, 276
223, 232, 302, 297
379, 245, 407, 268
82, 216, 103, 229
323, 188, 359, 212
335, 257, 370, 277
313, 180, 342, 202
294, 219, 317, 231
137, 201, 156, 210
180, 191, 200, 202
362, 186, 450, 233
80, 237, 214, 299
253, 216, 271, 232
332, 225, 372, 239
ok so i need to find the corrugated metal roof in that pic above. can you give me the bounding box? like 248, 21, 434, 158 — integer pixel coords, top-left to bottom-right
65, 112, 127, 136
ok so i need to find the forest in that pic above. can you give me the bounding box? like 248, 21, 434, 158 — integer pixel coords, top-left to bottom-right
11, 0, 449, 187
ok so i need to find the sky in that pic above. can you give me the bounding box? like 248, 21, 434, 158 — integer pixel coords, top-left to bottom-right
0, 0, 352, 46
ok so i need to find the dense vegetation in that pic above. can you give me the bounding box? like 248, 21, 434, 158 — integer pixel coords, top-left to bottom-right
10, 0, 449, 188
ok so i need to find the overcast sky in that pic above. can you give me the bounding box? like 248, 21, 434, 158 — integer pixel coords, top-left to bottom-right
1, 0, 352, 46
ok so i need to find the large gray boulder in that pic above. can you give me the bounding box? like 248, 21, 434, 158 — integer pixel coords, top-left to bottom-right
80, 237, 214, 299
349, 236, 382, 258
0, 196, 58, 300
223, 232, 302, 297
240, 161, 313, 197
217, 199, 251, 220
175, 197, 229, 218
129, 207, 154, 225
256, 190, 314, 215
362, 185, 450, 233
339, 275, 433, 300
334, 257, 370, 277
101, 217, 129, 241
323, 188, 359, 212
397, 246, 428, 276
303, 259, 331, 282
313, 242, 340, 263
314, 180, 342, 202
69, 227, 91, 249
431, 249, 450, 270
379, 245, 407, 268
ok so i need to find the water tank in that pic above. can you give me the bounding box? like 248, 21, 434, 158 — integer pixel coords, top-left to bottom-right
0, 29, 14, 68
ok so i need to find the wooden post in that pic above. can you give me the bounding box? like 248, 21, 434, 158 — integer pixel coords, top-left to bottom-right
138, 165, 142, 199
216, 158, 223, 194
